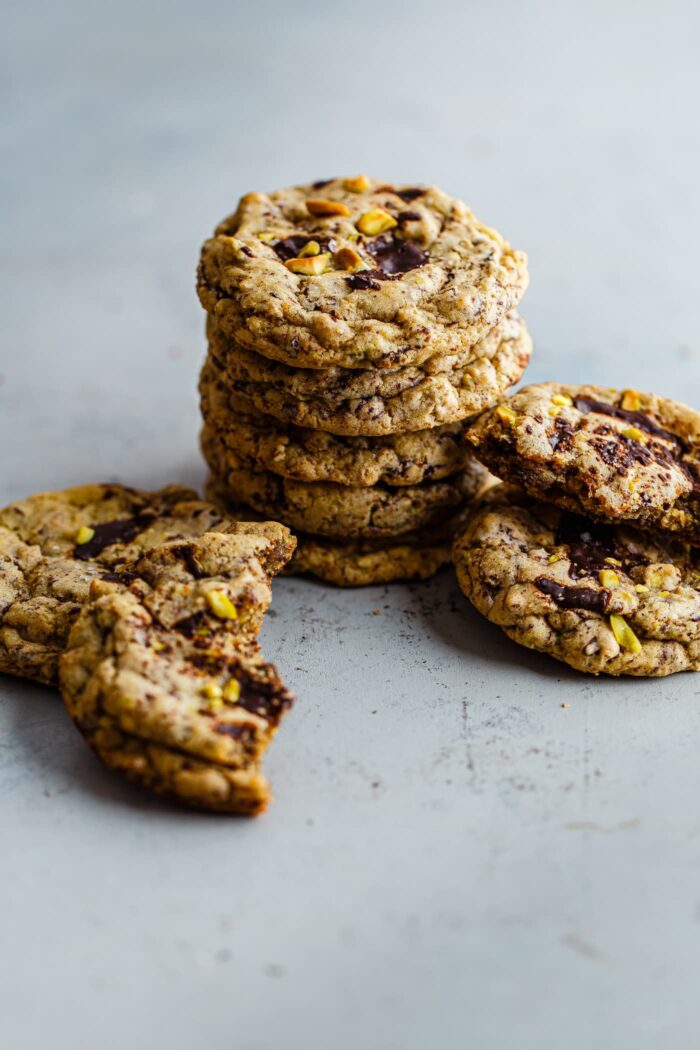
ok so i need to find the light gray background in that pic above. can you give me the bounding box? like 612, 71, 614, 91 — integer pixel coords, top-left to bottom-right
2, 1, 700, 1047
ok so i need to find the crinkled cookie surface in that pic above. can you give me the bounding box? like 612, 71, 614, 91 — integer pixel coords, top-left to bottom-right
467, 383, 700, 541
0, 483, 293, 684
453, 484, 700, 676
197, 176, 528, 369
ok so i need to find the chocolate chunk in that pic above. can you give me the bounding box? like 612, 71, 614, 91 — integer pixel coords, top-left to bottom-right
272, 235, 332, 262
555, 514, 623, 578
345, 270, 385, 290
395, 188, 424, 202
573, 397, 683, 448
173, 610, 208, 638
548, 417, 576, 451
100, 570, 139, 584
311, 178, 334, 189
74, 514, 155, 560
170, 543, 206, 579
535, 576, 610, 613
397, 210, 421, 226
366, 234, 428, 275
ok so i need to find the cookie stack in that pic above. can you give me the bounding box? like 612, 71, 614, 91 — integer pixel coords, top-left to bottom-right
197, 176, 530, 585
455, 383, 700, 677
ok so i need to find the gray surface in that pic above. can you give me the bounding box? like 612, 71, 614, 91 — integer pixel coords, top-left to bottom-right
2, 1, 700, 1047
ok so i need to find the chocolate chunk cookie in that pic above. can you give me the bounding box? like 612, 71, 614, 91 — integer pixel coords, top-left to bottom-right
453, 484, 700, 676
197, 176, 528, 370
203, 311, 531, 436
60, 564, 295, 815
467, 383, 700, 542
202, 436, 487, 540
0, 484, 293, 685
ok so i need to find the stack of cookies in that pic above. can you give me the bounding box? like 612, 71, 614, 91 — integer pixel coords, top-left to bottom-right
454, 383, 700, 677
197, 176, 531, 585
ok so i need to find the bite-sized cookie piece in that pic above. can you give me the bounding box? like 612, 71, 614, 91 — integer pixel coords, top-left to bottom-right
203, 436, 487, 539
60, 569, 295, 815
197, 176, 528, 370
454, 484, 700, 676
0, 483, 293, 685
200, 394, 473, 488
467, 383, 700, 542
203, 312, 531, 437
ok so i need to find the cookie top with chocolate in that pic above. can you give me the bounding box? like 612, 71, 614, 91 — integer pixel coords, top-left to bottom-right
0, 483, 294, 685
453, 484, 700, 677
197, 176, 528, 370
466, 383, 700, 542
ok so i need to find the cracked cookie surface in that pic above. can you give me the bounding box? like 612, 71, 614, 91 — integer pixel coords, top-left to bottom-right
203, 441, 487, 540
197, 176, 528, 370
453, 484, 700, 676
467, 383, 700, 542
0, 483, 293, 685
60, 560, 295, 814
203, 311, 531, 436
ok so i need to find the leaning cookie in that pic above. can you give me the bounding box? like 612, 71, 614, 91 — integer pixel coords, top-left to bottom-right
197, 176, 528, 369
466, 383, 700, 543
60, 565, 295, 815
453, 484, 700, 676
204, 311, 531, 436
200, 371, 474, 488
0, 483, 293, 685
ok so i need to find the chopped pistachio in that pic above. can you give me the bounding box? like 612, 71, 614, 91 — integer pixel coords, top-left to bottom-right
548, 406, 561, 418
551, 393, 573, 407
604, 557, 622, 566
599, 569, 620, 588
621, 389, 642, 411
222, 679, 241, 703
343, 174, 370, 193
285, 253, 333, 276
627, 477, 638, 493
202, 682, 223, 701
495, 404, 517, 426
206, 590, 238, 620
298, 239, 321, 258
75, 525, 95, 546
621, 426, 647, 443
634, 584, 649, 594
548, 553, 561, 564
357, 208, 397, 235
306, 198, 350, 217
609, 614, 642, 654
257, 231, 278, 242
333, 246, 365, 272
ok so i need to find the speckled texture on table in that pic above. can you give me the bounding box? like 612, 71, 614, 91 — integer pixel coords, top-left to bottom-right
3, 2, 700, 1049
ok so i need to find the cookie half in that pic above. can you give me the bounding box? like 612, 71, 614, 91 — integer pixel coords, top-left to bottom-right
0, 483, 294, 684
197, 176, 528, 370
453, 484, 700, 676
467, 383, 700, 542
60, 572, 295, 815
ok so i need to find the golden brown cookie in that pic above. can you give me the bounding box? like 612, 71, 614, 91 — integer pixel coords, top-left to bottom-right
197, 176, 528, 369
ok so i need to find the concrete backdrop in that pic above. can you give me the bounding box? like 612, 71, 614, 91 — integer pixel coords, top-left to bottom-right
2, 2, 700, 1047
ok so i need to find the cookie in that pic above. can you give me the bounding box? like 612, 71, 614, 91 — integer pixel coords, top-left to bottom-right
203, 311, 531, 437
204, 477, 473, 586
202, 435, 487, 539
197, 176, 528, 370
291, 532, 452, 587
0, 483, 294, 685
467, 383, 700, 543
453, 484, 700, 676
60, 571, 295, 815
